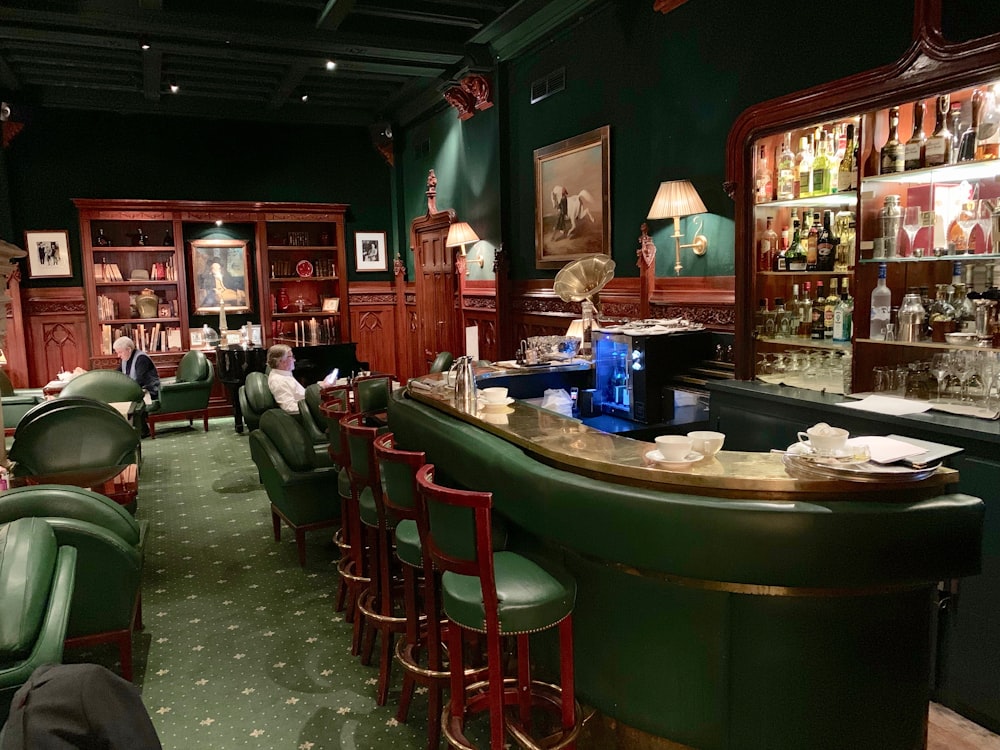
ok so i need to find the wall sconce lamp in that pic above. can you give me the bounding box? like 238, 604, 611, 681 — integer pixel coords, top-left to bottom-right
646, 179, 709, 275
469, 249, 485, 269
445, 221, 480, 257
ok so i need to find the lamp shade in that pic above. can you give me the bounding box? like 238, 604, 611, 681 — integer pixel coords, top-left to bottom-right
445, 221, 480, 248
646, 180, 707, 220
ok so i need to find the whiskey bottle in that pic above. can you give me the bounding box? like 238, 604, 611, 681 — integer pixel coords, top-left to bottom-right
810, 282, 826, 340
816, 210, 837, 272
776, 133, 796, 200
799, 281, 813, 337
904, 99, 926, 170
805, 211, 821, 271
880, 106, 905, 174
758, 216, 777, 272
924, 95, 953, 167
837, 123, 857, 192
754, 145, 773, 203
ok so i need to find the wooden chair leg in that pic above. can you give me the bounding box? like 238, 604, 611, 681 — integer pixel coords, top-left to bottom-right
148, 421, 157, 439
119, 631, 134, 681
272, 511, 281, 542
486, 627, 506, 750
517, 633, 532, 730
133, 593, 144, 630
203, 411, 209, 431
559, 616, 576, 743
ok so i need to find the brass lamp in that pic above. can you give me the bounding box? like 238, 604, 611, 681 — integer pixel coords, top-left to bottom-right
444, 221, 480, 256
646, 180, 709, 275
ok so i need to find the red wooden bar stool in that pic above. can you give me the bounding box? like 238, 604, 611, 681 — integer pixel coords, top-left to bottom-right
415, 464, 581, 750
319, 387, 355, 614
344, 413, 409, 701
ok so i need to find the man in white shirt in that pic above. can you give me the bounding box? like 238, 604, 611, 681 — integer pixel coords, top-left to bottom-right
266, 344, 305, 414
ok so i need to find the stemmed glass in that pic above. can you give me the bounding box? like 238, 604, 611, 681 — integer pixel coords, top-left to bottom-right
949, 351, 974, 402
930, 353, 951, 403
902, 206, 923, 257
957, 202, 979, 253
975, 200, 994, 254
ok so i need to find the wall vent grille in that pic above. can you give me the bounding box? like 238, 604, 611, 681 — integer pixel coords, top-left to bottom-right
530, 67, 565, 104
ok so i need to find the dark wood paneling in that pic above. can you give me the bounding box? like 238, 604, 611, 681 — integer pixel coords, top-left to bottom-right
348, 283, 397, 377
24, 287, 90, 387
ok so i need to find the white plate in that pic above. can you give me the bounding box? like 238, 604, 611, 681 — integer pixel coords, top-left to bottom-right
480, 397, 515, 410
646, 449, 704, 466
785, 442, 869, 466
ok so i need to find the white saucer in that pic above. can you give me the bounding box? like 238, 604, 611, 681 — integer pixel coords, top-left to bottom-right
645, 449, 703, 466
481, 397, 515, 410
786, 442, 868, 465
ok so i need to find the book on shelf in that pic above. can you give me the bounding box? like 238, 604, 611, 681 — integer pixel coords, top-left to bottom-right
96, 262, 124, 281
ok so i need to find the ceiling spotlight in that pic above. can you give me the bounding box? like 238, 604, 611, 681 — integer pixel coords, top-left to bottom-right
301, 94, 309, 102
215, 220, 223, 227
140, 37, 151, 51
325, 60, 337, 71
169, 81, 179, 94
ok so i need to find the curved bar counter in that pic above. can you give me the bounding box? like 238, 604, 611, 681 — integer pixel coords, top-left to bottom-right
388, 384, 984, 750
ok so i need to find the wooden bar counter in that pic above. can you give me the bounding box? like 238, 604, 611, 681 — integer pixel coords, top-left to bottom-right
388, 382, 984, 750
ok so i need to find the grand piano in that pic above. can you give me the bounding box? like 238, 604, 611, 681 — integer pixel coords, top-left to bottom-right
215, 342, 369, 432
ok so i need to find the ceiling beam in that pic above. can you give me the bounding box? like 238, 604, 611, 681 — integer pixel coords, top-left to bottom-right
142, 48, 162, 101
271, 61, 308, 108
315, 0, 354, 31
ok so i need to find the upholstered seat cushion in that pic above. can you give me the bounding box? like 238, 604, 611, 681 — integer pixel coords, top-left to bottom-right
338, 467, 351, 500
394, 519, 421, 568
0, 518, 59, 662
442, 551, 576, 635
358, 486, 378, 528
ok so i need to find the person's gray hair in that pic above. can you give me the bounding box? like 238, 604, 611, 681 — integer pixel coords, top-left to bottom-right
266, 344, 291, 370
113, 336, 136, 354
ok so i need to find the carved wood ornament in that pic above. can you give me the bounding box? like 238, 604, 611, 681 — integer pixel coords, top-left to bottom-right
444, 75, 493, 119
443, 87, 476, 121
653, 0, 690, 13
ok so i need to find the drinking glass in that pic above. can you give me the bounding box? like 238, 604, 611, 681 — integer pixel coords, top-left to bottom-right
975, 200, 994, 254
930, 353, 951, 403
957, 204, 979, 253
902, 205, 922, 257
950, 351, 974, 402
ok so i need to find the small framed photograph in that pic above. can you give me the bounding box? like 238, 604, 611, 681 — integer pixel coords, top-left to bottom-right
355, 231, 388, 272
321, 296, 340, 313
157, 303, 172, 318
189, 330, 204, 348
249, 324, 262, 347
225, 331, 242, 345
24, 230, 72, 278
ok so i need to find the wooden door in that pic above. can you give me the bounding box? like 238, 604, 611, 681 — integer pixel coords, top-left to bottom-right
411, 210, 458, 372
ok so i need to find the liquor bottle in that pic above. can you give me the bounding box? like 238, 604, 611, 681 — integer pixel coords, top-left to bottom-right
904, 99, 926, 170
162, 228, 174, 246
805, 211, 821, 271
764, 299, 778, 337
94, 228, 112, 247
975, 85, 1000, 160
776, 133, 796, 200
754, 145, 773, 203
811, 132, 831, 196
949, 102, 965, 164
837, 123, 857, 192
134, 227, 148, 247
952, 281, 976, 333
824, 278, 839, 339
789, 283, 803, 336
833, 209, 856, 271
755, 299, 769, 336
758, 216, 777, 272
785, 219, 807, 272
880, 106, 905, 174
810, 282, 826, 340
816, 210, 837, 272
826, 132, 841, 189
799, 281, 813, 337
947, 201, 976, 253
957, 94, 981, 162
833, 287, 853, 343
796, 136, 813, 198
870, 262, 892, 340
774, 297, 790, 338
924, 94, 953, 167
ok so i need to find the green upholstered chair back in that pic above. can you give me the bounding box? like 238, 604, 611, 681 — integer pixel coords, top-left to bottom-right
354, 375, 393, 414
374, 432, 424, 519
58, 369, 143, 404
297, 384, 327, 444
0, 370, 14, 397
322, 392, 351, 467
343, 414, 378, 488
13, 398, 120, 439
429, 352, 453, 374
176, 350, 212, 384
0, 485, 140, 548
259, 409, 314, 472
0, 518, 59, 660
9, 404, 140, 475
415, 464, 486, 570
245, 371, 277, 413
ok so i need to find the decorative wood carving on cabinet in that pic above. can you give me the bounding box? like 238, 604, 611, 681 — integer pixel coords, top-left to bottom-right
23, 288, 88, 387
443, 86, 476, 120
459, 74, 493, 111
4, 267, 29, 388
348, 297, 397, 378
410, 209, 459, 373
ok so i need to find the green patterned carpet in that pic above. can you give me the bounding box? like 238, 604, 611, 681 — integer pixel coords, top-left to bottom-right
69, 418, 436, 750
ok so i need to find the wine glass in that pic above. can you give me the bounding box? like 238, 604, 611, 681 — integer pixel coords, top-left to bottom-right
930, 353, 951, 403
901, 205, 922, 257
975, 199, 994, 254
957, 203, 979, 253
950, 351, 974, 402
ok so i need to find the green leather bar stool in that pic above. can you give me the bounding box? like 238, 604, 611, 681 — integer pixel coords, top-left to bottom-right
353, 374, 395, 418
344, 414, 409, 702
416, 464, 581, 750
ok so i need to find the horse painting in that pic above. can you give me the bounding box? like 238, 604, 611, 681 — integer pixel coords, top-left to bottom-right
550, 185, 595, 239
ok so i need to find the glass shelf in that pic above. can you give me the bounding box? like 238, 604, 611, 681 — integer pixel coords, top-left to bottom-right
755, 191, 857, 209
758, 270, 855, 276
861, 159, 1000, 186
855, 337, 993, 351
758, 336, 851, 351
858, 252, 1000, 264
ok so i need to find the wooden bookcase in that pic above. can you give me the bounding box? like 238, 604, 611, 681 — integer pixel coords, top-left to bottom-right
73, 199, 351, 367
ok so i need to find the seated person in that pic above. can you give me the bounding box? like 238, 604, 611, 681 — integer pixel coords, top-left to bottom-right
199, 259, 246, 308
266, 344, 305, 414
114, 336, 160, 399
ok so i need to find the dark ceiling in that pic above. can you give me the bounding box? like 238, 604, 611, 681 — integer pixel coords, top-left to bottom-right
0, 0, 602, 128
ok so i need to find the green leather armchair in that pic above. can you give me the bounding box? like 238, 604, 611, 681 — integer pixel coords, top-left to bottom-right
298, 384, 335, 468
250, 409, 340, 566
0, 517, 77, 724
146, 350, 215, 438
238, 371, 278, 432
0, 370, 45, 435
58, 369, 146, 437
9, 402, 141, 476
429, 351, 453, 374
0, 485, 145, 682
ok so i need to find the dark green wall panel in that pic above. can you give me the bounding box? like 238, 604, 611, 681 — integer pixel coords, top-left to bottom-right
4, 109, 392, 287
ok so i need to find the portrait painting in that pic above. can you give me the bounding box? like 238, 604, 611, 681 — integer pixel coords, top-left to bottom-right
355, 231, 388, 272
534, 125, 611, 269
189, 239, 252, 314
24, 230, 73, 278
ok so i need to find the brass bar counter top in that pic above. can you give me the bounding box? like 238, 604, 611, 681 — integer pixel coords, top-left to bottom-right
407, 376, 954, 501
388, 383, 984, 750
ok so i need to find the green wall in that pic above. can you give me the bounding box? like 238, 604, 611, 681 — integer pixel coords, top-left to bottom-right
3, 108, 392, 288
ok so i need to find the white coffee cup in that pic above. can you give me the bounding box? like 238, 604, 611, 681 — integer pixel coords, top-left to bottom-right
654, 435, 694, 461
480, 387, 509, 404
687, 430, 725, 457
797, 423, 848, 455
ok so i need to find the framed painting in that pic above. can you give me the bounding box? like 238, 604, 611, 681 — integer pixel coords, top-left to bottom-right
24, 230, 73, 278
355, 231, 388, 272
534, 125, 611, 269
189, 239, 252, 314
189, 329, 204, 349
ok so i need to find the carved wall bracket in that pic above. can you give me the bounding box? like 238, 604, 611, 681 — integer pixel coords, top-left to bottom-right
459, 74, 493, 111
637, 223, 656, 269
443, 86, 476, 121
